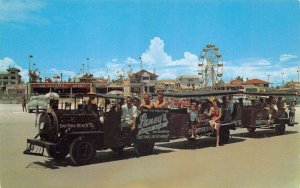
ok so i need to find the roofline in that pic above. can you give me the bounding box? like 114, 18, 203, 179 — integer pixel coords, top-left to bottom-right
154, 90, 241, 97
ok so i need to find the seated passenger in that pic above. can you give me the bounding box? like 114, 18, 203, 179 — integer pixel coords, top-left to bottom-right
154, 91, 168, 108
266, 96, 278, 125
140, 93, 153, 110
277, 97, 287, 115
205, 97, 222, 147
121, 96, 138, 130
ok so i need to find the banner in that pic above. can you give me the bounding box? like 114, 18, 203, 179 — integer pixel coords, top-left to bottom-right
136, 109, 170, 142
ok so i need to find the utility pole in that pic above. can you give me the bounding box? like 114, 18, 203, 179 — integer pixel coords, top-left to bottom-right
27, 55, 33, 100
281, 72, 284, 87
139, 57, 143, 98
86, 58, 90, 74
297, 67, 300, 83
267, 74, 271, 88
106, 69, 109, 94
82, 64, 85, 76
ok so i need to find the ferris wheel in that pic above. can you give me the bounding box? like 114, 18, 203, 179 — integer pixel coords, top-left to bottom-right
198, 44, 223, 88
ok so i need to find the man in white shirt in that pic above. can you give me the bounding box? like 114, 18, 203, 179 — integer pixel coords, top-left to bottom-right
121, 96, 138, 130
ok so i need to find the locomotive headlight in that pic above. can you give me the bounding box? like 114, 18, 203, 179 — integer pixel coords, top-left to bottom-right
39, 122, 45, 130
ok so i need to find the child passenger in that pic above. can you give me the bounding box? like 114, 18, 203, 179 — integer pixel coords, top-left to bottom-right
188, 103, 199, 138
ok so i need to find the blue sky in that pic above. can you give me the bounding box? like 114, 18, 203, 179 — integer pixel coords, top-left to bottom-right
0, 0, 299, 86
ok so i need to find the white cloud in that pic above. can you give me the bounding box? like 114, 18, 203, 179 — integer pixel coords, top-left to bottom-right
138, 37, 199, 78
280, 54, 298, 63
141, 37, 172, 65
0, 0, 45, 23
0, 57, 28, 81
223, 58, 300, 87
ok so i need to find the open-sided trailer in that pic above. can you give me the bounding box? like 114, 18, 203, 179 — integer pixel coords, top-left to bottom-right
233, 91, 298, 135
161, 90, 240, 144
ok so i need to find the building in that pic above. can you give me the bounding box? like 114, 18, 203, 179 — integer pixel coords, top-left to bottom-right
287, 81, 300, 91
222, 79, 244, 91
129, 69, 158, 94
0, 67, 22, 88
244, 79, 269, 88
29, 83, 92, 97
0, 67, 24, 97
156, 79, 177, 92
176, 75, 201, 91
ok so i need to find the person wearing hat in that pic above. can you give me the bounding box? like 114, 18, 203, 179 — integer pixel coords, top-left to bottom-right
205, 97, 222, 147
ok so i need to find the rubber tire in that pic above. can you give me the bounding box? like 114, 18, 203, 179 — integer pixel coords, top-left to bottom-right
134, 141, 155, 156
28, 109, 33, 113
275, 122, 286, 135
220, 127, 230, 145
47, 147, 68, 160
247, 127, 256, 133
70, 137, 96, 166
110, 146, 125, 154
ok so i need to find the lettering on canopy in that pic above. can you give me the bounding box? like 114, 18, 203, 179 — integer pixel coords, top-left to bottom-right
136, 109, 170, 141
31, 83, 91, 89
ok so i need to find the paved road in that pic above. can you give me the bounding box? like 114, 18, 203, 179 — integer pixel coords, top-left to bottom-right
0, 104, 299, 188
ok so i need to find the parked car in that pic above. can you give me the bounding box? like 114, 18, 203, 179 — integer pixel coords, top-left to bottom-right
27, 95, 48, 113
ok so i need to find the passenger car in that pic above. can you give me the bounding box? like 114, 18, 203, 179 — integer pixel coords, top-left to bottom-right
27, 95, 48, 113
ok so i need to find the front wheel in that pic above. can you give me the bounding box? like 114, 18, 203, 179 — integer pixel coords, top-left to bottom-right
275, 122, 285, 135
70, 137, 96, 166
47, 147, 68, 160
247, 127, 256, 133
134, 140, 155, 156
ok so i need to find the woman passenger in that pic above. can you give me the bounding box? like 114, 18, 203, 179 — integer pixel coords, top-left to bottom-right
205, 97, 222, 147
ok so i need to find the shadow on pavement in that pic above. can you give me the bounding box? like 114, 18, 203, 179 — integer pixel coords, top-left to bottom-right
26, 159, 68, 169
231, 130, 299, 139
157, 137, 246, 150
25, 147, 173, 169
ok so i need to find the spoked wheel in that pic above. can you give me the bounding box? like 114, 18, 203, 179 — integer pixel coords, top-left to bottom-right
134, 140, 155, 156
220, 127, 230, 145
110, 145, 125, 155
70, 137, 96, 166
275, 122, 286, 135
247, 127, 256, 133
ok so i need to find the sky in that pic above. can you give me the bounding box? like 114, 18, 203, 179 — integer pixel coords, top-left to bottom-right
0, 0, 299, 86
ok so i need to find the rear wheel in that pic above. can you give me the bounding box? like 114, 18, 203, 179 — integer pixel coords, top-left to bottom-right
247, 127, 256, 133
220, 127, 230, 144
275, 122, 285, 135
70, 137, 96, 166
134, 140, 155, 156
110, 146, 125, 154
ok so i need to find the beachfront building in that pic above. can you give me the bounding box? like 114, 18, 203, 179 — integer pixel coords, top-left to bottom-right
129, 69, 158, 94
0, 67, 24, 96
176, 75, 201, 91
0, 67, 22, 87
156, 79, 178, 92
243, 79, 270, 92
